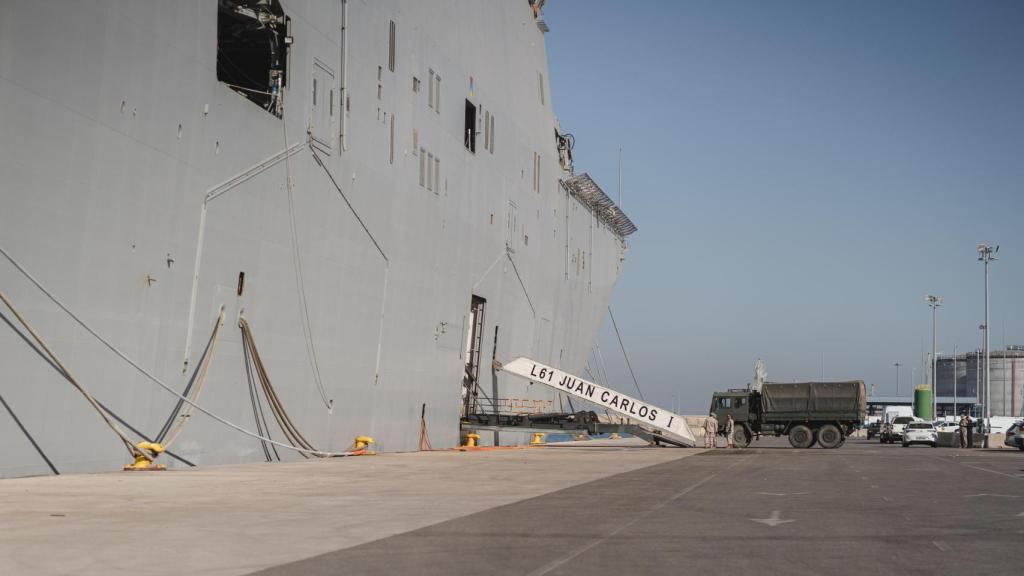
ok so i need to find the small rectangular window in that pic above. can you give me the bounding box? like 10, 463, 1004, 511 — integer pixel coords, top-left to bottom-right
412, 76, 420, 93
388, 113, 395, 165
533, 152, 540, 193
426, 152, 434, 191
428, 70, 435, 109
434, 157, 440, 192
538, 72, 545, 105
434, 75, 441, 113
464, 100, 477, 152
388, 21, 396, 72
477, 104, 483, 142
412, 128, 418, 154
312, 77, 317, 106
489, 114, 495, 154
419, 148, 425, 186
483, 110, 490, 152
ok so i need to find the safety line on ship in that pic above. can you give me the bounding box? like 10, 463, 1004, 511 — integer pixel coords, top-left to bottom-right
281, 91, 333, 411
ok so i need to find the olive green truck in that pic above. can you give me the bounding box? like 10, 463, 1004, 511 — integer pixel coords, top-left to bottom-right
710, 381, 867, 449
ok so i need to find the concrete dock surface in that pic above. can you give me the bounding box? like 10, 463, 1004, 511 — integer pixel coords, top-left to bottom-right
2, 437, 1023, 575
0, 438, 693, 575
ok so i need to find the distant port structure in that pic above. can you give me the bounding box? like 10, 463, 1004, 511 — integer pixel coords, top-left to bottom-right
870, 346, 1024, 419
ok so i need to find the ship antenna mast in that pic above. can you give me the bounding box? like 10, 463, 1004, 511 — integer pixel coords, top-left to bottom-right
617, 147, 623, 208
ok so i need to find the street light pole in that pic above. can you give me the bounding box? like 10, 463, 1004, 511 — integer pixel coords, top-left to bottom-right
978, 244, 998, 435
953, 344, 958, 416
894, 362, 901, 396
926, 295, 942, 421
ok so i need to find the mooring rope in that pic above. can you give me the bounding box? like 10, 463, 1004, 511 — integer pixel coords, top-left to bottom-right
159, 308, 226, 449
240, 317, 324, 457
0, 288, 143, 460
0, 244, 355, 458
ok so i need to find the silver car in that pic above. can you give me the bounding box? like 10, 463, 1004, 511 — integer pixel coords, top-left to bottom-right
902, 422, 937, 448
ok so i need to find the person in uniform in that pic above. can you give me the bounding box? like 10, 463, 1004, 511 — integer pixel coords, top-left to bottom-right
704, 413, 718, 448
725, 414, 735, 448
967, 414, 976, 448
958, 412, 969, 448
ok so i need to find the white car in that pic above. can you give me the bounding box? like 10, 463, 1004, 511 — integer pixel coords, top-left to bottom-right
1004, 421, 1024, 451
885, 416, 917, 443
902, 422, 937, 447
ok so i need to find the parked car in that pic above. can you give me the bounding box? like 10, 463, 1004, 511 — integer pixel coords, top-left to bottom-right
981, 416, 1020, 435
1004, 421, 1024, 451
903, 422, 937, 447
881, 416, 918, 444
935, 420, 961, 433
866, 421, 881, 439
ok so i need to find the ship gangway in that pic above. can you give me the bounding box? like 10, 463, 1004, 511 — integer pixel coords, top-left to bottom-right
462, 357, 696, 447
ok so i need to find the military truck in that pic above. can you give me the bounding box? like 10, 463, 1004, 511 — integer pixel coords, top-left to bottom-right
709, 381, 866, 449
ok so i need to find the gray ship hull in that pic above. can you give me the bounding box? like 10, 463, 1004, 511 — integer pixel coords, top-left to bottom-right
0, 0, 632, 477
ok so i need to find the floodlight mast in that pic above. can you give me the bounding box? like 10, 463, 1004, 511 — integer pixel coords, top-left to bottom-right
977, 244, 997, 437
926, 295, 942, 420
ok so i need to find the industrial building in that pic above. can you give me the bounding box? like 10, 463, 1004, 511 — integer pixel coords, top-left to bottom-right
935, 347, 1024, 418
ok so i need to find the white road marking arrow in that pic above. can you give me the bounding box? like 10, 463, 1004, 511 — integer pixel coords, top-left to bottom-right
751, 511, 794, 527
757, 492, 809, 497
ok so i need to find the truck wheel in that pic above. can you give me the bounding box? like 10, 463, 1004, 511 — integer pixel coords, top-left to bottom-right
732, 425, 751, 448
789, 425, 814, 449
817, 424, 843, 449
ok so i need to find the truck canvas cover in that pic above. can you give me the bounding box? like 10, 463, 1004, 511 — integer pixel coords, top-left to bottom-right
762, 381, 866, 421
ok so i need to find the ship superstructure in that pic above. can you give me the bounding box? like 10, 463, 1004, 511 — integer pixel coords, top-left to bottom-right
0, 0, 635, 477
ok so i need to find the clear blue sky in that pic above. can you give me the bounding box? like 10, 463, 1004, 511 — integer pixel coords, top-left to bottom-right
544, 0, 1024, 413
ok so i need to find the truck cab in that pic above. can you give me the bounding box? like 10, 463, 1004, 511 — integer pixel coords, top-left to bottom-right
710, 390, 755, 446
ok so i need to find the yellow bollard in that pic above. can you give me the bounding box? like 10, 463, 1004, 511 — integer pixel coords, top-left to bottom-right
353, 436, 375, 451
530, 432, 546, 445
123, 442, 166, 471
464, 433, 481, 447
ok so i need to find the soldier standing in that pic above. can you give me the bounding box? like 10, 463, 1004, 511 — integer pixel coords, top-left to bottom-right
704, 413, 718, 449
725, 414, 735, 449
958, 412, 969, 448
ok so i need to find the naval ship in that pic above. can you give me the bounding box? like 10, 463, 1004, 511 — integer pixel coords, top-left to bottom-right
0, 0, 636, 477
